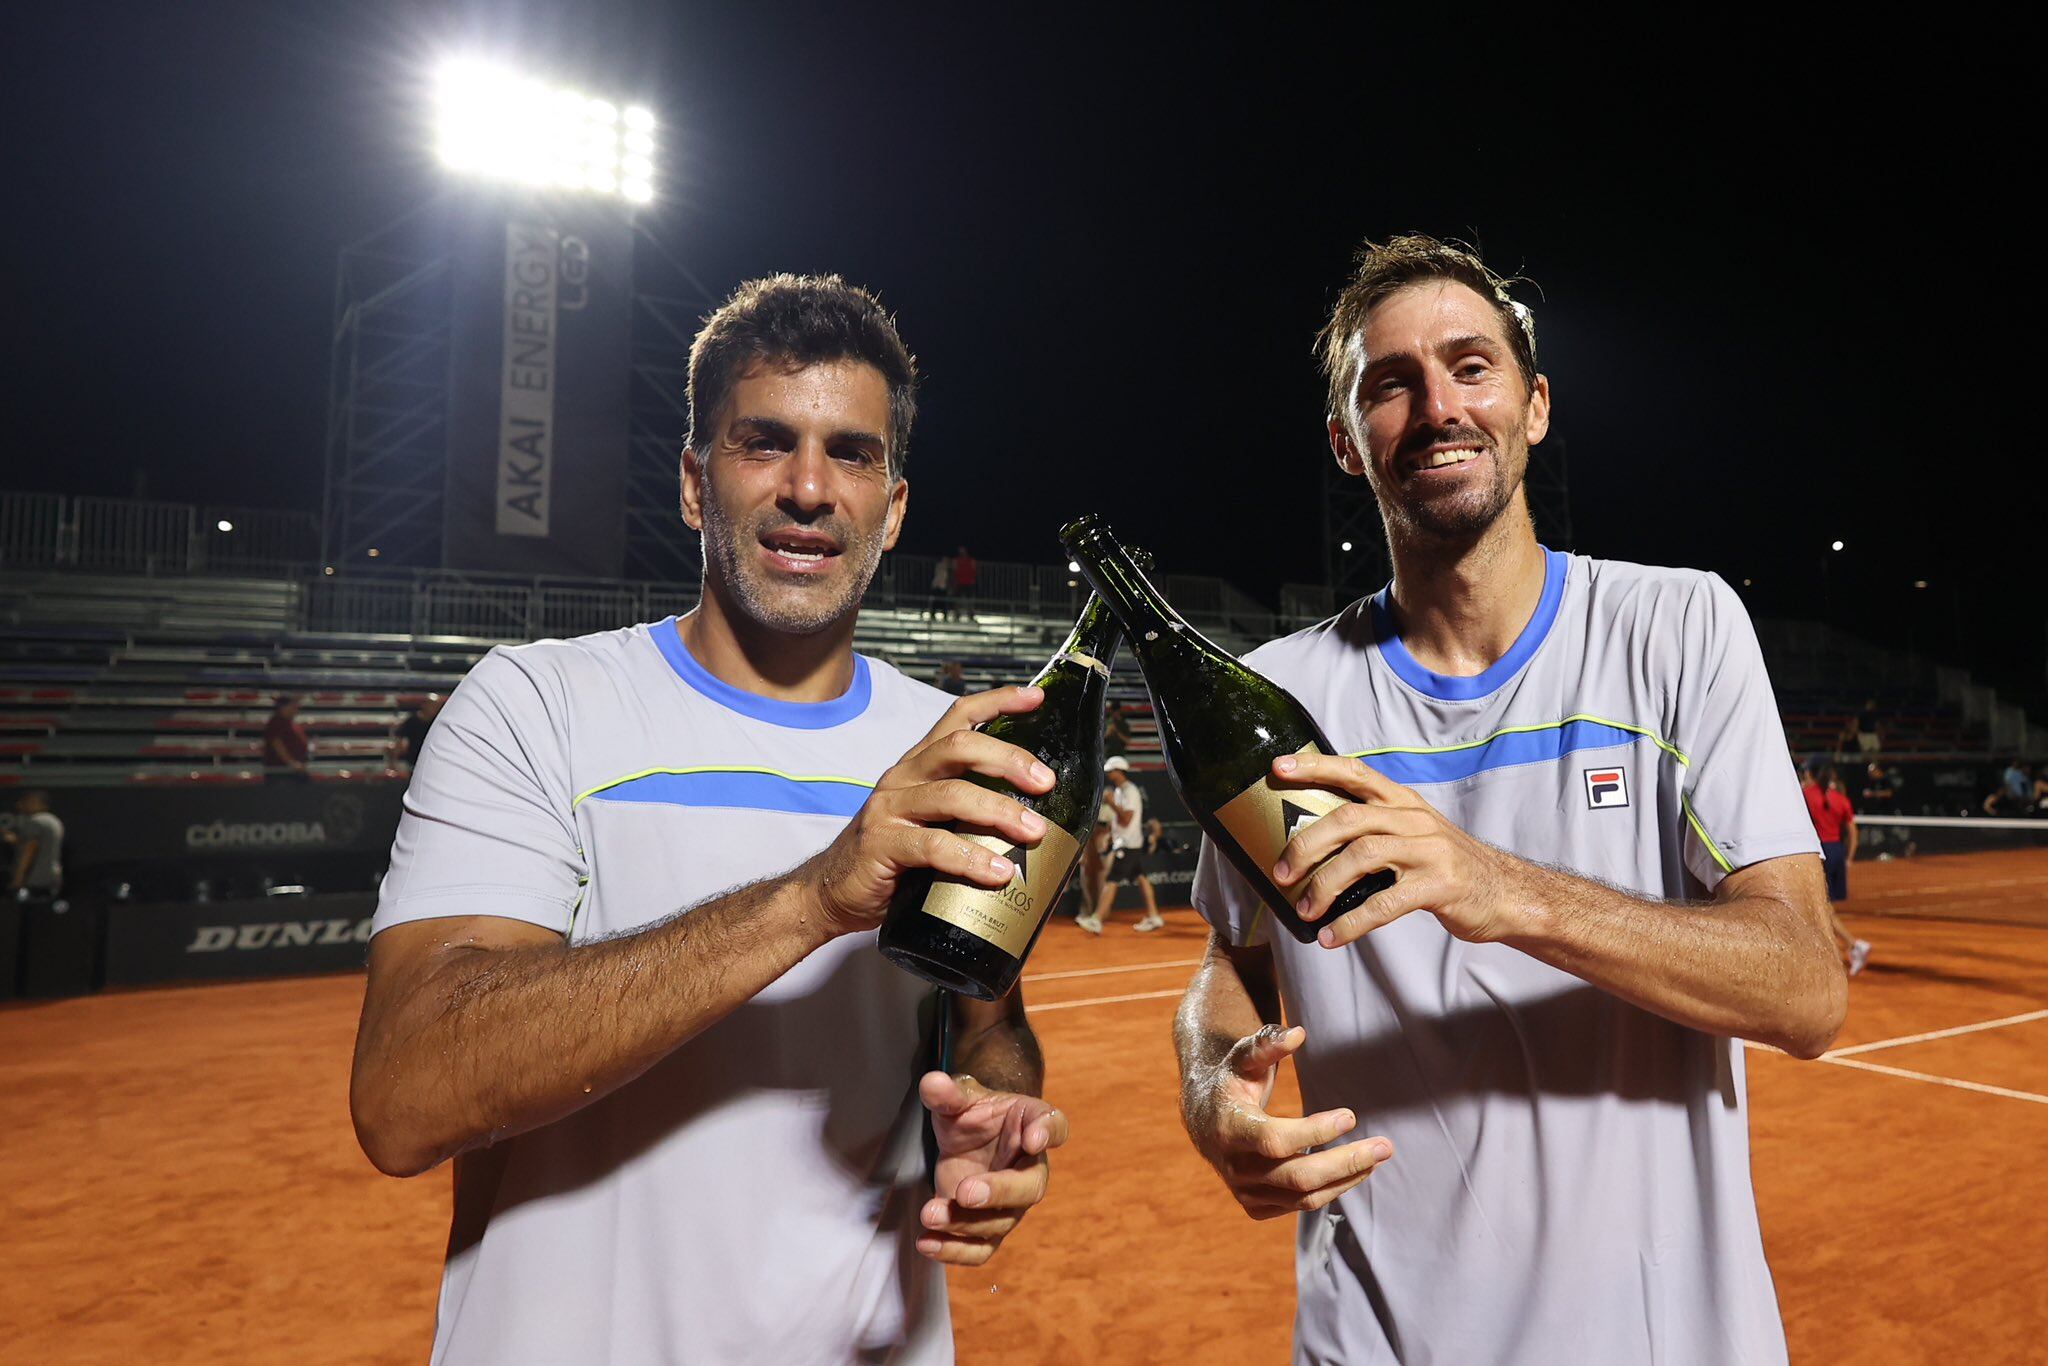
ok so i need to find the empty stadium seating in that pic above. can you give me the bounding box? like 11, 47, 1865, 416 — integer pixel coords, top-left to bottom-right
0, 569, 2010, 791
0, 593, 1181, 787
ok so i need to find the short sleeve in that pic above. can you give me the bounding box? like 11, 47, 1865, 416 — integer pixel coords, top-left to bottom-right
1671, 574, 1821, 888
1192, 836, 1270, 947
372, 647, 586, 935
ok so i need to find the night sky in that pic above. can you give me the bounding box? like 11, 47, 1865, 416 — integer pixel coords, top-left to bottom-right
6, 5, 2038, 696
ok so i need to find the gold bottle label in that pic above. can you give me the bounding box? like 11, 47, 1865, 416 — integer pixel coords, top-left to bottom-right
914, 823, 1082, 956
1214, 745, 1350, 891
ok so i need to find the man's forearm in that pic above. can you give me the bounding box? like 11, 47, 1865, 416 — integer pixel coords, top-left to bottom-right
1502, 862, 1844, 1057
352, 873, 833, 1176
1174, 937, 1280, 1124
953, 998, 1044, 1097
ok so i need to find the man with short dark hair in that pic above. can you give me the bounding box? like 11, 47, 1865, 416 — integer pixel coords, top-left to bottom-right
1174, 235, 1845, 1364
353, 274, 1065, 1364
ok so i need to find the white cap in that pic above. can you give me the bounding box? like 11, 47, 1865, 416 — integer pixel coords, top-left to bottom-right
1103, 756, 1130, 772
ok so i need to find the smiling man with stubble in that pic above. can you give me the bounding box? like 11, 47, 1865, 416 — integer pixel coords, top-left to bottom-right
352, 274, 1067, 1365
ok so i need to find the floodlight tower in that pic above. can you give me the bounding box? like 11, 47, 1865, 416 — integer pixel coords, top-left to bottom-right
323, 59, 696, 583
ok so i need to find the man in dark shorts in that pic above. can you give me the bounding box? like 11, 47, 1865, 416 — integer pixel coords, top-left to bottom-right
1077, 756, 1163, 933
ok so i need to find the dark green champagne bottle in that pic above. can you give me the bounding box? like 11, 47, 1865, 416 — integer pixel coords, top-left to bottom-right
1060, 514, 1393, 944
878, 591, 1124, 1000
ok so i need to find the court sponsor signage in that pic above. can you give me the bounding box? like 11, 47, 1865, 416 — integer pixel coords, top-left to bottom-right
444, 200, 632, 577
102, 892, 377, 986
498, 221, 559, 537
53, 786, 403, 869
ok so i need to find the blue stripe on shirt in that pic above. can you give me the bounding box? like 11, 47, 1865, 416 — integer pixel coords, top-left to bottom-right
584, 769, 872, 818
1359, 718, 1643, 786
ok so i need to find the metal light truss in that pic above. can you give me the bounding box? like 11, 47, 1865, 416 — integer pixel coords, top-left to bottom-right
623, 293, 706, 585
1323, 460, 1392, 605
1525, 435, 1573, 551
324, 214, 703, 581
322, 233, 454, 570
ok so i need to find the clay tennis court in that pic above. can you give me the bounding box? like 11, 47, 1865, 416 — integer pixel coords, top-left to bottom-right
5, 847, 2045, 1364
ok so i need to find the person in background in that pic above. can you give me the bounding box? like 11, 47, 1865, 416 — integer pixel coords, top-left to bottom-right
3, 791, 64, 899
1859, 760, 1899, 815
1983, 759, 2031, 816
262, 694, 311, 782
394, 694, 445, 769
1803, 763, 1870, 975
1078, 756, 1164, 934
1857, 760, 1915, 859
936, 661, 967, 697
951, 545, 978, 617
1075, 795, 1112, 923
1839, 697, 1882, 758
924, 554, 952, 620
1102, 704, 1132, 759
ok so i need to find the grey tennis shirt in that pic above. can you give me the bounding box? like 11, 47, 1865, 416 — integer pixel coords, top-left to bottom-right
1193, 551, 1819, 1366
373, 619, 954, 1365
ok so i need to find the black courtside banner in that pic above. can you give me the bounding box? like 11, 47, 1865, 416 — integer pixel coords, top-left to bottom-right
49, 785, 405, 870
444, 198, 633, 576
102, 892, 378, 986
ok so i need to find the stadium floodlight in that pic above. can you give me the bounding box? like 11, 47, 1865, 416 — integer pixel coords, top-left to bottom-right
435, 59, 657, 203
1831, 540, 1844, 551
216, 519, 234, 532
1914, 579, 1929, 589
1067, 560, 1081, 573
1340, 540, 1354, 552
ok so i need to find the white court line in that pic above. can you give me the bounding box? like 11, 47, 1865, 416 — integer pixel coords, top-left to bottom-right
1824, 1008, 2048, 1058
1812, 1055, 2048, 1106
1860, 876, 2048, 900
1027, 987, 1184, 1014
1022, 958, 1202, 985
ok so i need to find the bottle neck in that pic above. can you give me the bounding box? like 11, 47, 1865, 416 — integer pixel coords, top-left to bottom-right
1064, 531, 1183, 643
1038, 593, 1123, 688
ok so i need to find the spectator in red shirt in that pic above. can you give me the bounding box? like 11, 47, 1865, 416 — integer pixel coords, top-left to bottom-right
951, 545, 978, 618
1801, 763, 1870, 975
263, 694, 311, 782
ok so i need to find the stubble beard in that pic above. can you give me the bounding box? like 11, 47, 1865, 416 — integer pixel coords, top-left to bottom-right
697, 480, 888, 637
1372, 428, 1530, 545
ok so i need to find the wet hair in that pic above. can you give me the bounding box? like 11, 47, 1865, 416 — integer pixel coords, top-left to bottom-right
686, 273, 919, 478
1316, 233, 1539, 418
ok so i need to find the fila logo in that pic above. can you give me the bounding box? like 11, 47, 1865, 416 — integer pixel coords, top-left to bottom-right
1583, 767, 1629, 809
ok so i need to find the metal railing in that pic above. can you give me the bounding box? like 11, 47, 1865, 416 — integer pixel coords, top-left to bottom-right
2, 491, 1314, 641
0, 492, 320, 576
